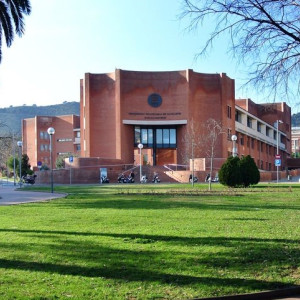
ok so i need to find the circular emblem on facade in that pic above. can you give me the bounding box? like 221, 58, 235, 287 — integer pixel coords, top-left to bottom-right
148, 93, 162, 108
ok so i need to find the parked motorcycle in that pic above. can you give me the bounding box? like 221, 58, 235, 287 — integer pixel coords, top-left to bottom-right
117, 174, 134, 183
22, 174, 37, 185
140, 175, 148, 183
189, 174, 198, 183
152, 173, 160, 183
100, 176, 109, 183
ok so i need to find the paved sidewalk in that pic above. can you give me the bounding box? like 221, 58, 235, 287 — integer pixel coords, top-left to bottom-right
0, 185, 66, 205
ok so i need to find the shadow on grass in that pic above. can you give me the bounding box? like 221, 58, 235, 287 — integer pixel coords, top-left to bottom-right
0, 228, 299, 246
0, 228, 299, 293
53, 196, 300, 212
0, 257, 291, 291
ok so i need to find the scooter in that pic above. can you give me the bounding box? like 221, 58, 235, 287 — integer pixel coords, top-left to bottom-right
140, 175, 148, 183
152, 173, 160, 183
117, 174, 134, 183
100, 176, 109, 183
22, 174, 37, 185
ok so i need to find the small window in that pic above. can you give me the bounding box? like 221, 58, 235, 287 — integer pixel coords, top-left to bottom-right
240, 134, 244, 145
235, 110, 242, 123
266, 127, 270, 137
257, 122, 262, 133
247, 117, 253, 128
227, 105, 232, 119
227, 129, 232, 140
76, 144, 81, 151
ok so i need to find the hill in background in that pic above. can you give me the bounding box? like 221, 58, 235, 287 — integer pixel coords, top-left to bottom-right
0, 101, 80, 136
1, 100, 300, 136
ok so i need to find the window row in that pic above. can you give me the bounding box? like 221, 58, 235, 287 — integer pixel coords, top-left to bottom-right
235, 133, 278, 155
40, 131, 50, 140
236, 111, 281, 140
134, 126, 176, 148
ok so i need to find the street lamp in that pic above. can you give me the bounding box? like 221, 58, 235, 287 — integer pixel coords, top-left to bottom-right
17, 141, 22, 187
276, 120, 283, 184
231, 134, 237, 157
138, 143, 143, 182
47, 127, 55, 193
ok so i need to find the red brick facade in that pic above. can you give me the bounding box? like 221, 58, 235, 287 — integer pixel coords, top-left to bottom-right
22, 115, 80, 169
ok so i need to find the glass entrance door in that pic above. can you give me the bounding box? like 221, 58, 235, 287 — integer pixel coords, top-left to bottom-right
134, 126, 177, 165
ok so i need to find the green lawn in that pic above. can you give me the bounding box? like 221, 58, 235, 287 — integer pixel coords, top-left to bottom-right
0, 184, 299, 299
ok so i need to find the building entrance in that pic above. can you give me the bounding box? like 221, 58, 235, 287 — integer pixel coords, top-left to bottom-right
134, 126, 177, 166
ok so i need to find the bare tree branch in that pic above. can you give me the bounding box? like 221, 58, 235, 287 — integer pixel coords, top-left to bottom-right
181, 0, 300, 101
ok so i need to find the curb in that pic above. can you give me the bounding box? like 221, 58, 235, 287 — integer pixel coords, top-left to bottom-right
193, 286, 300, 300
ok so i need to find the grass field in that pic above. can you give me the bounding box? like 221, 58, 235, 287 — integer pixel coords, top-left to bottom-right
0, 183, 299, 299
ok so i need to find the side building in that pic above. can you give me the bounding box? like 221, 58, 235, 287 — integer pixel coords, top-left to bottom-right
22, 115, 80, 169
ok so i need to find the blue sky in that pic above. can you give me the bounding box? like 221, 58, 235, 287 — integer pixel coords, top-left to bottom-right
0, 0, 295, 112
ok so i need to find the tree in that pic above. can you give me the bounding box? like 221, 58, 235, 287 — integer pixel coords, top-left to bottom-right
21, 153, 32, 176
219, 155, 260, 187
0, 0, 31, 62
239, 155, 260, 187
219, 156, 242, 188
201, 119, 224, 191
181, 0, 300, 100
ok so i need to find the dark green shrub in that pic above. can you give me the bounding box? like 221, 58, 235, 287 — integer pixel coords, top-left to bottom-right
239, 155, 260, 187
219, 156, 241, 187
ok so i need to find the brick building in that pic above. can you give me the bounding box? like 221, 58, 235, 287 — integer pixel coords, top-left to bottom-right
80, 69, 291, 170
22, 115, 80, 169
22, 69, 291, 175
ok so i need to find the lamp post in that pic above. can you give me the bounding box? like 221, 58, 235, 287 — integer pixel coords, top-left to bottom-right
191, 139, 194, 187
231, 135, 237, 157
138, 143, 143, 183
13, 132, 16, 186
276, 120, 283, 184
17, 141, 22, 187
47, 127, 55, 193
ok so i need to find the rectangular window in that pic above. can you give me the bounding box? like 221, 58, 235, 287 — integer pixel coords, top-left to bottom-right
76, 131, 80, 138
141, 129, 148, 144
261, 142, 264, 152
40, 144, 44, 151
148, 129, 153, 146
251, 138, 254, 149
156, 129, 162, 148
240, 134, 244, 145
257, 122, 262, 133
170, 129, 176, 147
40, 131, 44, 139
76, 144, 81, 151
257, 140, 260, 151
227, 105, 232, 119
247, 116, 253, 128
134, 126, 141, 144
235, 110, 242, 123
260, 160, 264, 169
163, 129, 169, 148
227, 129, 232, 140
266, 127, 270, 137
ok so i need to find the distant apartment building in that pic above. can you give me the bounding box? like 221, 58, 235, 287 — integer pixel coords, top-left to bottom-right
292, 127, 300, 156
22, 115, 80, 168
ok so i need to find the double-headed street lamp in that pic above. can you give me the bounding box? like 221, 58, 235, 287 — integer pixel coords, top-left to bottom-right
17, 141, 22, 187
47, 127, 55, 193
